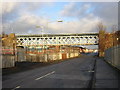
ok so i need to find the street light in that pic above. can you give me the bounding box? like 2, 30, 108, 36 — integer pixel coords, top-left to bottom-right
46, 20, 63, 43
36, 25, 44, 51
47, 20, 63, 28
57, 20, 63, 22
46, 20, 63, 32
36, 20, 63, 60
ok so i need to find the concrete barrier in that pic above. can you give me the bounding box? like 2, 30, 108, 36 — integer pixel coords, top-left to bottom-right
1, 47, 80, 68
25, 51, 79, 63
2, 55, 15, 68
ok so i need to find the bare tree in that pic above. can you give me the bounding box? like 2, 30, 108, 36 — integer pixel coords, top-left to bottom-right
97, 22, 106, 31
111, 25, 117, 33
97, 22, 106, 57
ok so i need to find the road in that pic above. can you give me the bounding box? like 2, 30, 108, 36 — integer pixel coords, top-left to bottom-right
3, 54, 96, 88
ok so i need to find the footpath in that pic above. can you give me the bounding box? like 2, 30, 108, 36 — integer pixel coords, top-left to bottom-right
94, 58, 120, 88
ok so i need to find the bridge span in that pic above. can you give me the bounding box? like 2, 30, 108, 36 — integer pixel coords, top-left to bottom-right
16, 33, 99, 46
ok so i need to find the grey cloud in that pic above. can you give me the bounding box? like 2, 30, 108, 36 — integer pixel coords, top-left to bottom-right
2, 2, 20, 23
3, 13, 49, 34
92, 2, 118, 31
2, 2, 101, 34
2, 2, 50, 23
2, 2, 54, 34
60, 3, 77, 17
47, 16, 100, 34
60, 2, 118, 32
2, 2, 118, 35
60, 2, 92, 18
93, 2, 118, 21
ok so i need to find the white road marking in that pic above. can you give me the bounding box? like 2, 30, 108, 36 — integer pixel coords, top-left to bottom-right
11, 86, 21, 90
88, 70, 94, 72
35, 71, 55, 80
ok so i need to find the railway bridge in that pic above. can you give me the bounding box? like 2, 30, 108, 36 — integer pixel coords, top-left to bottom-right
16, 33, 99, 47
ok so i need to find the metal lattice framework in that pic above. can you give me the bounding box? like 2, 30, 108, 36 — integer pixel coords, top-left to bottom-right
16, 33, 99, 46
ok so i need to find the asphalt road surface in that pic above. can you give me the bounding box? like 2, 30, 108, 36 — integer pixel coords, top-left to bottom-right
3, 55, 96, 88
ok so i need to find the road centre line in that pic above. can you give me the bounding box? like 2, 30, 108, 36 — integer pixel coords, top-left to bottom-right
11, 86, 21, 90
35, 71, 55, 80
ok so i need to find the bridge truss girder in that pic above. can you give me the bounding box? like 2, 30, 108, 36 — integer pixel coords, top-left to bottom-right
16, 34, 99, 46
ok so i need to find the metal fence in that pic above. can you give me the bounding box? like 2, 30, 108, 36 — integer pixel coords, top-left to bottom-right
104, 45, 120, 70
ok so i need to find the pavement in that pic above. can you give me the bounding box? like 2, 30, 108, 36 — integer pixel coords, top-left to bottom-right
2, 53, 120, 89
94, 58, 120, 88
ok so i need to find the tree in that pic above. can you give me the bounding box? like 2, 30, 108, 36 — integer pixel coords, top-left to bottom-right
97, 22, 106, 57
97, 22, 106, 31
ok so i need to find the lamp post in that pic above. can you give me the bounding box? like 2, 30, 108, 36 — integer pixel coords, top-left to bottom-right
46, 20, 63, 45
46, 20, 63, 53
46, 20, 63, 34
36, 25, 44, 52
36, 20, 63, 61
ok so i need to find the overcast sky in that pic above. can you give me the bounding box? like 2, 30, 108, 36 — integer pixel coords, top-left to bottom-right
1, 1, 118, 35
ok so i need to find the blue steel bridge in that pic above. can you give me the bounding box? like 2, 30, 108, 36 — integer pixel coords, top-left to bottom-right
16, 33, 99, 47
